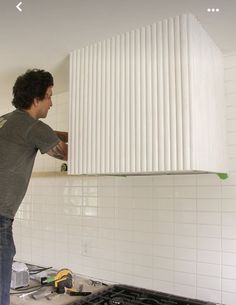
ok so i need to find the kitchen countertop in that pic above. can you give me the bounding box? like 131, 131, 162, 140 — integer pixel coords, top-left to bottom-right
10, 275, 108, 305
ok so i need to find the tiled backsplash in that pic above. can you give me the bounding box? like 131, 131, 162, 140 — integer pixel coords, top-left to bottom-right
1, 53, 235, 305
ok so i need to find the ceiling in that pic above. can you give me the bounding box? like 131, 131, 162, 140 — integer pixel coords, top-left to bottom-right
0, 0, 235, 105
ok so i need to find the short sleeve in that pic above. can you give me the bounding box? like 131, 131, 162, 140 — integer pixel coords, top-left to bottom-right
27, 121, 60, 154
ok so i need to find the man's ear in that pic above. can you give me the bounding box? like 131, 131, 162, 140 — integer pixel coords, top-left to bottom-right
32, 97, 40, 107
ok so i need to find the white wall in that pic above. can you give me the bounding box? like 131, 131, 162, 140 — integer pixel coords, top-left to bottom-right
11, 53, 236, 305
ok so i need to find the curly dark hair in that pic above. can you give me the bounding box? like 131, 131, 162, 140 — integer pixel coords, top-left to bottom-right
12, 69, 54, 109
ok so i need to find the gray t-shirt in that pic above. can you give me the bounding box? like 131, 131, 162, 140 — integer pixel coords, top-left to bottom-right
0, 109, 60, 219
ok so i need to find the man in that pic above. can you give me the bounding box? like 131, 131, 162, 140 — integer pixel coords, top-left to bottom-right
0, 69, 68, 305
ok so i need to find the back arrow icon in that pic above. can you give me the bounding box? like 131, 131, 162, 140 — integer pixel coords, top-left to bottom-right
16, 2, 22, 12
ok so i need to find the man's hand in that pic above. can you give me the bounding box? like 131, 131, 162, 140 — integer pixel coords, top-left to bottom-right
46, 141, 68, 161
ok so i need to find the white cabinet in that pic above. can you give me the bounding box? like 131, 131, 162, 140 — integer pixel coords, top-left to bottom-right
68, 14, 227, 175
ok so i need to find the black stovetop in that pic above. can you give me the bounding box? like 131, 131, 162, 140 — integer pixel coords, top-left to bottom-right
68, 284, 217, 305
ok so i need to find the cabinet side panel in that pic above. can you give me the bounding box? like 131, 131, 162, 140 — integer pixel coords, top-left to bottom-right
188, 15, 227, 172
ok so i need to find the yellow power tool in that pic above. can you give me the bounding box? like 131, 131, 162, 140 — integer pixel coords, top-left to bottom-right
41, 268, 73, 294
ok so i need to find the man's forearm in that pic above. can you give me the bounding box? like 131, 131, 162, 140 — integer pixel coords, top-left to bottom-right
54, 131, 68, 143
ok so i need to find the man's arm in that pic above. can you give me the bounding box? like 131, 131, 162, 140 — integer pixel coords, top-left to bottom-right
54, 131, 68, 143
46, 141, 68, 161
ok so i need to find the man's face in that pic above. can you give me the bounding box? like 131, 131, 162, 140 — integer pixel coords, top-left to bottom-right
37, 86, 53, 118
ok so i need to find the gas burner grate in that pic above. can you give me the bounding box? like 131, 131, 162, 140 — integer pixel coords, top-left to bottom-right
68, 284, 217, 305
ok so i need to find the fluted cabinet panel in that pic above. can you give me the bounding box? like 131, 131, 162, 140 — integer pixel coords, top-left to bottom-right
69, 14, 227, 175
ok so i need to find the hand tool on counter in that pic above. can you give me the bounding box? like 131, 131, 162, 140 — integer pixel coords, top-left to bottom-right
41, 268, 73, 293
67, 287, 91, 297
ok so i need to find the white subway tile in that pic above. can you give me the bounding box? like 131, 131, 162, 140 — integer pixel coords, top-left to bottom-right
153, 210, 174, 222
228, 158, 236, 171
174, 199, 196, 211
224, 54, 236, 69
98, 186, 115, 197
134, 197, 153, 209
154, 198, 174, 210
115, 218, 133, 231
131, 276, 153, 290
174, 211, 197, 224
222, 239, 236, 252
197, 199, 221, 211
114, 229, 133, 242
223, 265, 236, 280
133, 209, 152, 221
83, 207, 98, 217
174, 271, 196, 286
197, 250, 221, 264
152, 222, 174, 234
174, 284, 196, 299
153, 257, 174, 270
197, 237, 221, 251
227, 132, 236, 145
115, 176, 133, 187
115, 208, 133, 219
114, 261, 133, 274
197, 288, 221, 304
174, 236, 196, 249
154, 234, 174, 247
114, 251, 134, 264
223, 252, 236, 266
132, 186, 153, 198
222, 291, 236, 305
152, 175, 174, 186
153, 245, 174, 258
197, 224, 221, 238
222, 226, 236, 239
227, 119, 236, 132
133, 231, 154, 244
131, 176, 153, 186
133, 220, 153, 232
174, 223, 197, 236
197, 263, 221, 277
197, 186, 221, 199
174, 260, 196, 274
226, 106, 236, 120
153, 187, 174, 198
227, 92, 236, 106
222, 278, 236, 293
152, 280, 174, 294
116, 197, 134, 209
174, 187, 197, 198
132, 254, 153, 267
98, 197, 116, 207
174, 175, 197, 186
153, 268, 173, 282
196, 174, 221, 186
174, 248, 197, 261
131, 242, 153, 255
197, 212, 221, 225
98, 207, 115, 218
114, 273, 135, 286
226, 80, 236, 94
222, 212, 236, 225
133, 265, 152, 279
99, 227, 115, 240
197, 275, 221, 290
98, 176, 116, 187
